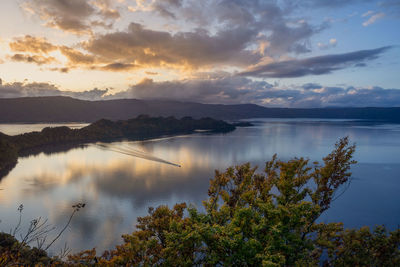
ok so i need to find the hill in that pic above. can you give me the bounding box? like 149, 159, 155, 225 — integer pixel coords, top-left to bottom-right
1, 96, 400, 123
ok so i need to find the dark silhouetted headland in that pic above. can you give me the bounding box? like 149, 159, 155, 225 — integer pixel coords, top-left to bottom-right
0, 115, 235, 178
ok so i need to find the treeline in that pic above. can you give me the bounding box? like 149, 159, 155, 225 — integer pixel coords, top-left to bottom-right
0, 116, 235, 177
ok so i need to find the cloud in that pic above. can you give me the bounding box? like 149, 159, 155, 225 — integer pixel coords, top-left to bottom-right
239, 46, 391, 78
128, 0, 185, 19
96, 62, 138, 72
59, 46, 139, 71
70, 87, 109, 99
362, 10, 375, 17
112, 76, 400, 108
302, 83, 323, 90
145, 71, 158, 75
362, 12, 385, 26
317, 38, 337, 50
10, 0, 394, 76
1, 76, 400, 108
111, 75, 274, 104
10, 54, 58, 65
9, 35, 58, 54
7, 0, 332, 74
379, 0, 400, 17
80, 0, 325, 70
83, 22, 260, 69
296, 0, 375, 8
126, 0, 324, 58
8, 36, 60, 66
59, 46, 97, 65
0, 79, 108, 100
49, 67, 70, 73
152, 0, 183, 18
20, 0, 121, 34
21, 0, 95, 34
90, 0, 121, 19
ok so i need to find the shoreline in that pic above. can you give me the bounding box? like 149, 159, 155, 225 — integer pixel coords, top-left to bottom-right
0, 116, 236, 179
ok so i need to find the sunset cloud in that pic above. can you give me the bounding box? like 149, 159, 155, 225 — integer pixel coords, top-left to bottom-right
82, 22, 260, 70
9, 35, 58, 54
0, 79, 108, 100
0, 0, 396, 107
10, 54, 58, 65
21, 0, 121, 34
9, 0, 368, 74
59, 46, 97, 65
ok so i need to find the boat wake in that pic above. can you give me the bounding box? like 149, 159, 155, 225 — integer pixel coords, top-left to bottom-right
94, 143, 181, 167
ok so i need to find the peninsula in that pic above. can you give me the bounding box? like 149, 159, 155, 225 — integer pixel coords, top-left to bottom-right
0, 115, 236, 178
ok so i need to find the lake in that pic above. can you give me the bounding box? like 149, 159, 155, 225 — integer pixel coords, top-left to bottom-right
0, 119, 399, 255
0, 123, 89, 135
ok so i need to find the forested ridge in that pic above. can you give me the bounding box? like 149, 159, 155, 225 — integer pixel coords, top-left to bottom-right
0, 116, 235, 178
1, 96, 400, 122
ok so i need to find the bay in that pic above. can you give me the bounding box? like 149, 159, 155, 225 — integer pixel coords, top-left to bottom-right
0, 119, 399, 254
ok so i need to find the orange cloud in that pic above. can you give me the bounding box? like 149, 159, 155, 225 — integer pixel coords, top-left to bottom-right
10, 53, 58, 65
9, 35, 58, 54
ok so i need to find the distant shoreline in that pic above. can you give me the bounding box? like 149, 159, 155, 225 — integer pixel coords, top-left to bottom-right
1, 96, 400, 123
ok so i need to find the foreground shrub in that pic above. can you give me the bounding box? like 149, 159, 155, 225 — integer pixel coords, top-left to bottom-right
66, 137, 399, 266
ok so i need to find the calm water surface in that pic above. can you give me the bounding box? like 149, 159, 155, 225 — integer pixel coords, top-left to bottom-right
0, 119, 399, 254
0, 123, 89, 135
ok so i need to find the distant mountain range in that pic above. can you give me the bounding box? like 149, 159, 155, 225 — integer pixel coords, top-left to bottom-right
0, 96, 399, 123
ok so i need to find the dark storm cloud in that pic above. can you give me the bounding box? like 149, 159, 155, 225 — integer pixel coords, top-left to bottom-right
0, 79, 108, 100
240, 46, 391, 78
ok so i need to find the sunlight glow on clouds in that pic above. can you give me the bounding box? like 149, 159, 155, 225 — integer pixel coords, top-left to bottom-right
0, 0, 398, 107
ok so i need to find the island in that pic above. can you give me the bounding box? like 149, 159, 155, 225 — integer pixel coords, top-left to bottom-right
0, 115, 236, 178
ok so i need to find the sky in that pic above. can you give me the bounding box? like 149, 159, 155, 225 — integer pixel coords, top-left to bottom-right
0, 0, 399, 107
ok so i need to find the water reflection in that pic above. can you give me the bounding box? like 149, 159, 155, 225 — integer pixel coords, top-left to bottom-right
0, 123, 89, 135
0, 119, 400, 254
